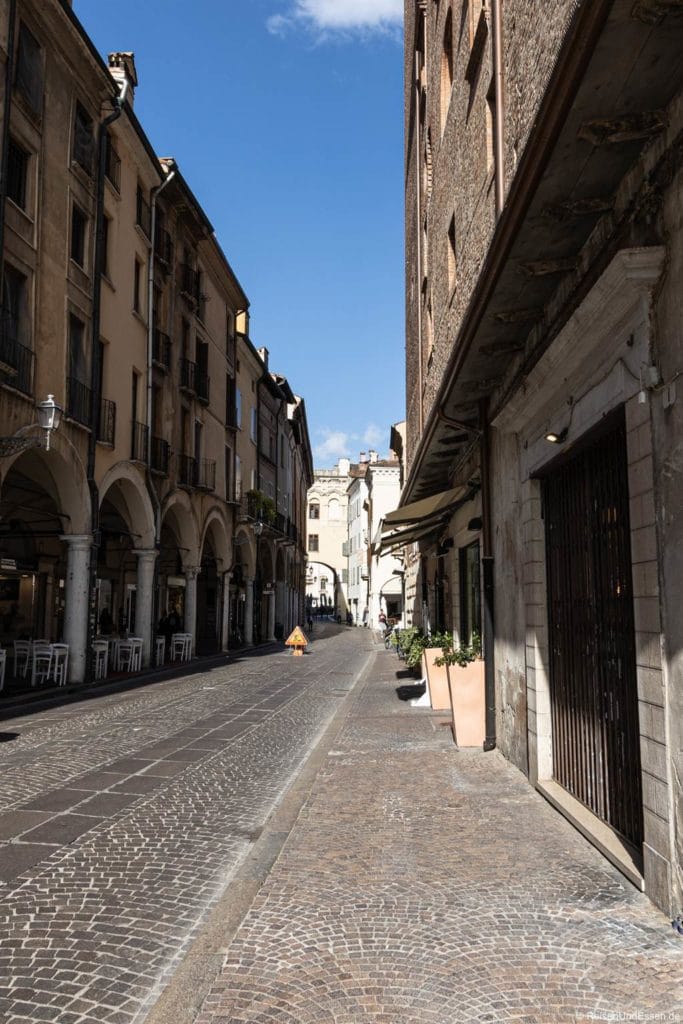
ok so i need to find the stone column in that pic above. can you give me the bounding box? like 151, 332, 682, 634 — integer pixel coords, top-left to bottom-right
184, 566, 199, 656
221, 572, 232, 652
276, 581, 286, 636
244, 577, 254, 645
267, 590, 276, 642
60, 534, 92, 684
134, 549, 157, 667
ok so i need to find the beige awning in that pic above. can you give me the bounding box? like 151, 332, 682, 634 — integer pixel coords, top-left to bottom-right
377, 520, 443, 555
383, 486, 466, 527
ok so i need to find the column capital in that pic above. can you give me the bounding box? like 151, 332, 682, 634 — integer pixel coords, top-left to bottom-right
134, 548, 158, 563
184, 565, 201, 581
59, 533, 94, 550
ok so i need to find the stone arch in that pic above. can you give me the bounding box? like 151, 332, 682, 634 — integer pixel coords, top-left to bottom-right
160, 489, 200, 568
234, 525, 256, 578
98, 463, 155, 548
199, 506, 230, 569
0, 429, 91, 535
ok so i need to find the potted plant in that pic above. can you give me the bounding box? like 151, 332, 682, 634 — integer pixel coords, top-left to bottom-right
401, 628, 428, 676
421, 630, 454, 710
246, 489, 276, 525
435, 631, 485, 746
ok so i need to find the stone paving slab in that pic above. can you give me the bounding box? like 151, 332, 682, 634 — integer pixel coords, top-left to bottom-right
192, 647, 683, 1024
0, 627, 373, 1023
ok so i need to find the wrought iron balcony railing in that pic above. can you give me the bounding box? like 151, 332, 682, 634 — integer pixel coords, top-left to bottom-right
196, 458, 216, 491
178, 453, 196, 488
96, 398, 116, 446
131, 420, 149, 463
180, 357, 196, 393
150, 436, 170, 475
152, 329, 172, 370
66, 377, 92, 426
0, 327, 33, 395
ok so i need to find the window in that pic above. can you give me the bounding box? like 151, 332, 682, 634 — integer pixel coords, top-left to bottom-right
250, 406, 257, 442
236, 388, 242, 428
104, 132, 121, 190
309, 502, 320, 520
102, 216, 110, 277
136, 184, 151, 238
70, 204, 87, 267
15, 22, 42, 115
3, 264, 29, 350
226, 374, 236, 427
133, 258, 142, 313
328, 498, 341, 520
440, 9, 453, 135
7, 138, 29, 209
68, 313, 86, 384
73, 102, 94, 174
459, 541, 481, 645
447, 217, 456, 293
309, 534, 319, 552
235, 454, 242, 499
225, 445, 233, 501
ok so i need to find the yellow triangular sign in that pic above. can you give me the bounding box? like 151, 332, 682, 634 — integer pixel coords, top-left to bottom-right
285, 626, 308, 646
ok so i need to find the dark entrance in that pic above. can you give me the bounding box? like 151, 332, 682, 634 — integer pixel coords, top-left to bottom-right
543, 412, 643, 848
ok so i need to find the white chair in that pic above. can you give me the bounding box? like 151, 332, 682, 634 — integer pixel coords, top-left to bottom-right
51, 644, 69, 686
129, 637, 143, 672
30, 644, 53, 687
13, 640, 30, 678
170, 633, 186, 661
115, 639, 135, 673
93, 640, 109, 680
182, 633, 193, 661
154, 635, 166, 667
0, 649, 6, 692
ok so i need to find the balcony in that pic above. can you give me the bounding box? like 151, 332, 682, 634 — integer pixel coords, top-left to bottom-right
178, 453, 196, 488
152, 329, 172, 371
195, 368, 210, 404
150, 436, 170, 475
196, 458, 215, 491
136, 190, 151, 239
180, 263, 200, 309
179, 357, 196, 394
66, 377, 92, 426
0, 325, 33, 395
96, 398, 116, 446
131, 420, 149, 463
154, 225, 172, 266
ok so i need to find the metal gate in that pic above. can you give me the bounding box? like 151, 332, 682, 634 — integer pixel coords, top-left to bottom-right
543, 413, 643, 848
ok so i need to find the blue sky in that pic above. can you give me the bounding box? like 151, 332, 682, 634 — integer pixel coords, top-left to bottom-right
76, 0, 405, 468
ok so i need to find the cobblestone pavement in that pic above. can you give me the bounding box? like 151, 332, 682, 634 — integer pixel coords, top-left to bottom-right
0, 626, 373, 1024
193, 646, 683, 1024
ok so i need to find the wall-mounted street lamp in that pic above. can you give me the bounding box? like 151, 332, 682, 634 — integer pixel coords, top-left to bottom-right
544, 427, 568, 445
252, 520, 264, 537
0, 394, 63, 457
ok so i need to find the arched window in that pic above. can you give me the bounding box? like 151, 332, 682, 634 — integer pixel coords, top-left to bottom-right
328, 498, 341, 520
440, 9, 453, 136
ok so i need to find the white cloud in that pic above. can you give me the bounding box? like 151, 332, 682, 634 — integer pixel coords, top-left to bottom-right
267, 0, 403, 37
314, 430, 352, 464
361, 423, 384, 448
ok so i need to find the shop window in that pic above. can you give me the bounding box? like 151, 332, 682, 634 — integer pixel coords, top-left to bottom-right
459, 540, 481, 645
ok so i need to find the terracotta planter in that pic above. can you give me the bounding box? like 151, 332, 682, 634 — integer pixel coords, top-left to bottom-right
422, 648, 451, 711
447, 658, 485, 747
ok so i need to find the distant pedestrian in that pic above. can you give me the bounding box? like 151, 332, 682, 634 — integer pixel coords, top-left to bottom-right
307, 614, 313, 634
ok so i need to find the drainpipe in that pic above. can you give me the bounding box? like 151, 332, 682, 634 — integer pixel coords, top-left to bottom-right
491, 0, 505, 217
0, 0, 17, 303
414, 48, 424, 435
479, 398, 496, 751
85, 80, 128, 682
145, 165, 175, 634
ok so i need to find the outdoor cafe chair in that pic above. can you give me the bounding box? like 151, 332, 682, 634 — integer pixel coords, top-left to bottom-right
93, 640, 109, 680
50, 643, 69, 687
170, 633, 189, 662
128, 637, 143, 672
13, 640, 30, 678
30, 643, 53, 688
154, 635, 166, 667
115, 639, 135, 674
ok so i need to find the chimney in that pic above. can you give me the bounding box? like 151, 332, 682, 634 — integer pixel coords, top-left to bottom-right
359, 451, 367, 463
369, 449, 378, 463
257, 346, 269, 369
108, 52, 138, 105
337, 458, 350, 476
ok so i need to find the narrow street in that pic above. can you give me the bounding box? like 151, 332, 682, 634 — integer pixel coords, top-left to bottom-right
1, 628, 682, 1023
0, 626, 373, 1024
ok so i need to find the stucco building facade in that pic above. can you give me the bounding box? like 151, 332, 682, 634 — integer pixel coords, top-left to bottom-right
402, 0, 683, 915
0, 0, 311, 687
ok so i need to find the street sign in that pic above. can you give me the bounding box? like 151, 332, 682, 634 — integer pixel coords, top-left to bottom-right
285, 626, 308, 656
